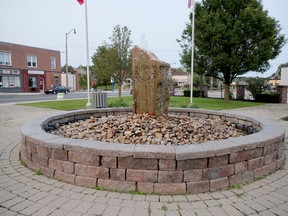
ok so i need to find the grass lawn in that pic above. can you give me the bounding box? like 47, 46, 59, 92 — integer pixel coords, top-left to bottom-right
17, 96, 264, 111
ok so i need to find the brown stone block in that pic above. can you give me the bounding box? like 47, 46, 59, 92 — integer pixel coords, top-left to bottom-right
75, 164, 109, 179
158, 171, 183, 183
52, 149, 68, 161
269, 162, 277, 173
254, 165, 270, 179
69, 151, 99, 166
248, 157, 264, 170
55, 171, 75, 184
110, 168, 126, 181
203, 164, 234, 180
277, 146, 285, 159
159, 159, 176, 171
98, 179, 136, 193
75, 176, 96, 188
210, 177, 229, 192
234, 161, 247, 174
184, 169, 202, 182
229, 171, 253, 185
37, 146, 51, 158
229, 148, 263, 163
208, 155, 228, 168
177, 158, 207, 170
63, 161, 74, 174
263, 142, 278, 155
101, 156, 117, 168
40, 166, 55, 178
137, 182, 154, 193
187, 181, 209, 194
265, 152, 278, 165
127, 169, 158, 183
118, 156, 158, 170
32, 153, 48, 167
154, 183, 186, 195
276, 157, 285, 169
49, 158, 64, 171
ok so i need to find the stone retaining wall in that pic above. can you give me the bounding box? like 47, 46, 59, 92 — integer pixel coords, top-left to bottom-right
20, 108, 285, 195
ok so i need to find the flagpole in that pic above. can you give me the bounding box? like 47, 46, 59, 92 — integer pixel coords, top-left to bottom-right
85, 0, 91, 107
189, 0, 195, 106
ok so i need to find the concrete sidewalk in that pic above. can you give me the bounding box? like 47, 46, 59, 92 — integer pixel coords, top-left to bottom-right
0, 104, 288, 216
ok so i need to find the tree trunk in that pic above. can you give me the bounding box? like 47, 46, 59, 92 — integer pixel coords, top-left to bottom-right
224, 83, 230, 103
118, 83, 122, 97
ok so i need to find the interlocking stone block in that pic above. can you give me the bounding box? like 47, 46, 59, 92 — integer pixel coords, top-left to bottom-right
159, 159, 176, 171
98, 179, 136, 193
269, 162, 277, 173
52, 149, 68, 161
127, 169, 158, 183
32, 153, 48, 167
118, 157, 158, 170
276, 157, 285, 169
210, 177, 229, 192
234, 161, 247, 174
177, 158, 207, 170
229, 148, 263, 163
265, 152, 278, 165
184, 169, 202, 182
158, 171, 183, 183
248, 157, 264, 170
208, 155, 228, 167
69, 151, 99, 166
37, 146, 51, 158
101, 156, 117, 168
203, 164, 234, 180
137, 182, 154, 193
40, 166, 55, 178
254, 165, 270, 179
75, 164, 109, 179
54, 171, 75, 184
154, 183, 186, 195
229, 171, 253, 185
75, 176, 96, 188
187, 181, 209, 193
110, 168, 126, 181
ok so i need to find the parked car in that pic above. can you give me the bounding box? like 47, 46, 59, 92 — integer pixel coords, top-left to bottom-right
45, 85, 70, 94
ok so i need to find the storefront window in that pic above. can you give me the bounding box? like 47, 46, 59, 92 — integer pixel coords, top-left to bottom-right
0, 75, 21, 88
28, 76, 37, 88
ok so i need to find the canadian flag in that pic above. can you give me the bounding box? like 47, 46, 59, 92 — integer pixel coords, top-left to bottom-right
77, 0, 84, 5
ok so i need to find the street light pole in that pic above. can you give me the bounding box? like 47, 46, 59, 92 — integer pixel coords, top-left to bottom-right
65, 28, 76, 89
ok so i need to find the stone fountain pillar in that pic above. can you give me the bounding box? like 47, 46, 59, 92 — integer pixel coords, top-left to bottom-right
132, 46, 170, 117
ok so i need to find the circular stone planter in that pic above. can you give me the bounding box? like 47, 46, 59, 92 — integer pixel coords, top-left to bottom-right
20, 108, 285, 195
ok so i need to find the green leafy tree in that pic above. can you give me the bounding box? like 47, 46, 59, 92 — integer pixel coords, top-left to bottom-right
61, 65, 76, 74
92, 43, 117, 89
79, 74, 87, 90
109, 25, 133, 97
178, 0, 286, 102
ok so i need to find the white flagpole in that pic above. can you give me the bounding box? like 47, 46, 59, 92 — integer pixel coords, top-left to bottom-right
85, 0, 91, 107
189, 0, 195, 106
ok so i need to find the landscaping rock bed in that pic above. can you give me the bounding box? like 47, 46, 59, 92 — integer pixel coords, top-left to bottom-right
47, 113, 251, 145
20, 108, 285, 195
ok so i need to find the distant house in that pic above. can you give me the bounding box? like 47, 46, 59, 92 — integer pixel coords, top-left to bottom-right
0, 41, 61, 93
171, 71, 189, 87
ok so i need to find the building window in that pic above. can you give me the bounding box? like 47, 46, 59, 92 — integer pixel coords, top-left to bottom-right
0, 52, 12, 66
28, 76, 37, 88
51, 57, 56, 69
27, 55, 37, 67
0, 75, 21, 88
54, 76, 59, 86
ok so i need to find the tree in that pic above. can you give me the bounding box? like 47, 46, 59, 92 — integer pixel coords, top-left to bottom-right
92, 43, 117, 89
178, 0, 286, 102
61, 65, 76, 74
109, 25, 133, 97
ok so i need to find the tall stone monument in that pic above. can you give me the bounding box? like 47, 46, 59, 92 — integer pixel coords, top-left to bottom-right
132, 46, 170, 117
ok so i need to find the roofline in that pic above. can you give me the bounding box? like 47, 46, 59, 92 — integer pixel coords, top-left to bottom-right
0, 41, 61, 53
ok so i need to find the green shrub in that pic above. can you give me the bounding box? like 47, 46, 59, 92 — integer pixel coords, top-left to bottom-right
255, 93, 279, 103
183, 89, 201, 97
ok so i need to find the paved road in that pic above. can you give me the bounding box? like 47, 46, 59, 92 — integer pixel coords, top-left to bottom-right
0, 104, 288, 215
0, 91, 131, 104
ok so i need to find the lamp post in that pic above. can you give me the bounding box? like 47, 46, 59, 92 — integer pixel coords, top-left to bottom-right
65, 28, 76, 89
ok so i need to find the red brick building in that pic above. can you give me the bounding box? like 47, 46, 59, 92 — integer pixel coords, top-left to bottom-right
0, 41, 61, 93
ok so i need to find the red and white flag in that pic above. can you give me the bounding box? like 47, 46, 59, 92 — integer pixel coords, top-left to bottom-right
188, 0, 193, 8
77, 0, 84, 5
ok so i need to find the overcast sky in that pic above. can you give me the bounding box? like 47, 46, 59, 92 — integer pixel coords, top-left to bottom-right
0, 0, 287, 77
